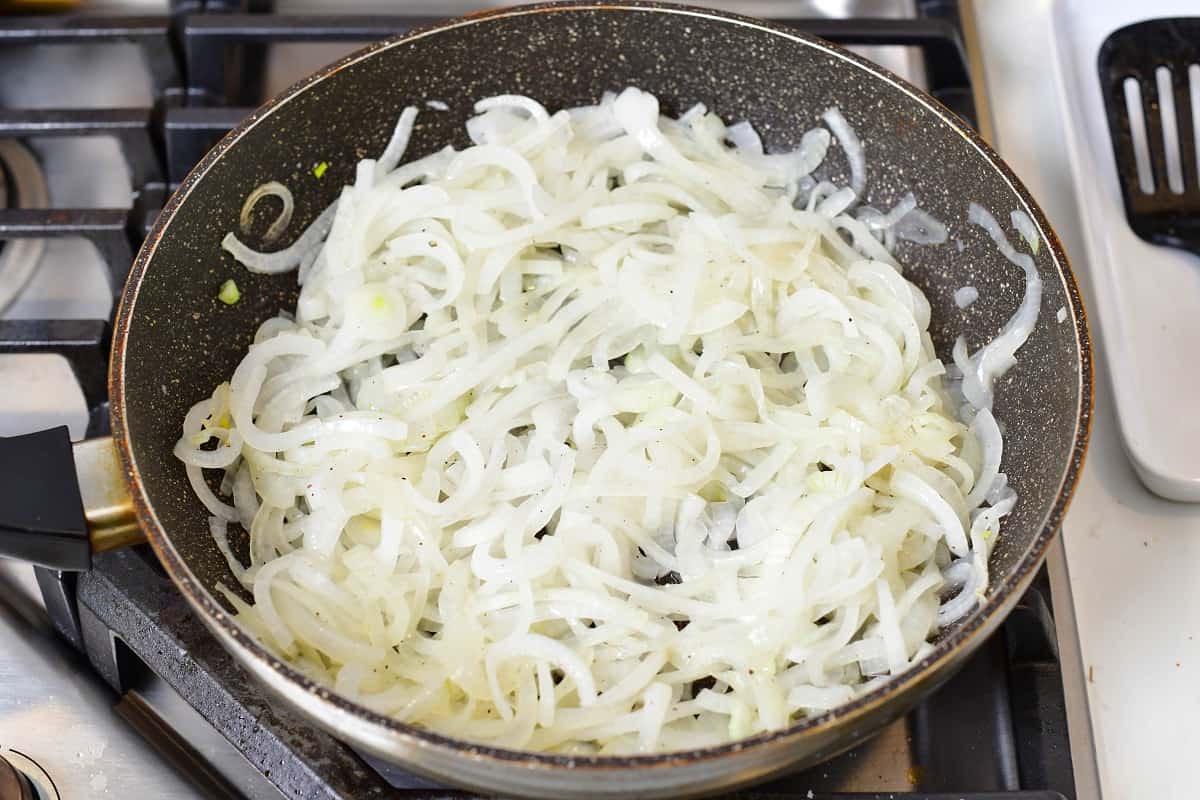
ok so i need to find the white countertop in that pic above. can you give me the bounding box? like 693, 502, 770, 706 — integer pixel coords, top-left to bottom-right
974, 2, 1200, 797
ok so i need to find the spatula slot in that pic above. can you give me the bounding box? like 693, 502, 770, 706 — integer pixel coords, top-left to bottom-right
1123, 76, 1155, 194
1155, 65, 1185, 194
1189, 64, 1200, 189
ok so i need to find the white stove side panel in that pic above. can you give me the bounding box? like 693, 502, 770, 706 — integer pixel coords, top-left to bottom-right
973, 1, 1200, 798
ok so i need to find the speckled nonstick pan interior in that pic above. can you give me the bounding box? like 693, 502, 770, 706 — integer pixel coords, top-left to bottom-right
109, 3, 1092, 797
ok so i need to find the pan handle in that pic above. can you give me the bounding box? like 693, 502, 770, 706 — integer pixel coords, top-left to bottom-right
0, 427, 143, 571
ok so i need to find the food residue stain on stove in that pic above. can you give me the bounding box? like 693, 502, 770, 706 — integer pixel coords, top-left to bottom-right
69, 726, 107, 768
90, 772, 108, 792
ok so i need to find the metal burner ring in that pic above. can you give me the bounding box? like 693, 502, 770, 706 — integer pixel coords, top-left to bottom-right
0, 140, 49, 314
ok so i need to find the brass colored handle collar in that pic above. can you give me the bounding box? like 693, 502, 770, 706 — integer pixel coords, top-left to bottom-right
0, 427, 143, 571
74, 436, 144, 554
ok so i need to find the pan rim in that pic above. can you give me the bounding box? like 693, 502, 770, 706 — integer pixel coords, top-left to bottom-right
109, 0, 1094, 772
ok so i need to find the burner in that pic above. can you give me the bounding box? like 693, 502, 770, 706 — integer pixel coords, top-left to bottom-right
0, 753, 36, 800
0, 749, 58, 800
0, 139, 48, 314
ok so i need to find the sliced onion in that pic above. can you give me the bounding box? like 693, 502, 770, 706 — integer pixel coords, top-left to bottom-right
239, 181, 294, 244
822, 107, 865, 197
222, 201, 338, 274
954, 285, 979, 309
180, 88, 1023, 755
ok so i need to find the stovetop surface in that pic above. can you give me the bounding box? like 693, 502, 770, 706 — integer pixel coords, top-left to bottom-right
0, 2, 1086, 798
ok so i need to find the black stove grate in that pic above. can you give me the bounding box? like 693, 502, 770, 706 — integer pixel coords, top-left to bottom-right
1, 4, 1074, 798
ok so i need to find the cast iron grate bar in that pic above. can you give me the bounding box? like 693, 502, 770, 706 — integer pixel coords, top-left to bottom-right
0, 319, 108, 409
0, 14, 168, 40
115, 690, 246, 800
0, 208, 133, 296
178, 14, 976, 127
77, 549, 413, 800
1006, 573, 1076, 797
181, 13, 438, 105
797, 18, 970, 88
0, 15, 180, 96
163, 106, 249, 184
169, 13, 975, 179
178, 12, 966, 50
0, 108, 163, 188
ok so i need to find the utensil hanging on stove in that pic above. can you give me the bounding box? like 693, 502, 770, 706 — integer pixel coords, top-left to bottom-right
0, 2, 1092, 797
1099, 18, 1200, 255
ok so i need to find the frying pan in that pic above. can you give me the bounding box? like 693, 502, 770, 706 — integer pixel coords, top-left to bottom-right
0, 3, 1092, 797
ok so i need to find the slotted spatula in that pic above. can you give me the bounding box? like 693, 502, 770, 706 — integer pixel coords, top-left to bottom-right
1099, 18, 1200, 253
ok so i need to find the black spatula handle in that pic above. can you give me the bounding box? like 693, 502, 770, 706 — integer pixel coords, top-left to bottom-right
0, 426, 91, 570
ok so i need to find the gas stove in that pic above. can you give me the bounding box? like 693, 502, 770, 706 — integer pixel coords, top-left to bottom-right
0, 2, 1095, 798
